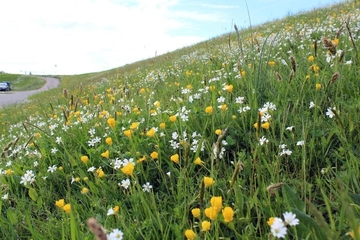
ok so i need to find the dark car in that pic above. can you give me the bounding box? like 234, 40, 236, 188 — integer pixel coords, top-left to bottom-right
0, 82, 11, 91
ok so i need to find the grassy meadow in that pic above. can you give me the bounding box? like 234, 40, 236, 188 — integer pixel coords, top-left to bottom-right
0, 73, 46, 91
1, 1, 360, 239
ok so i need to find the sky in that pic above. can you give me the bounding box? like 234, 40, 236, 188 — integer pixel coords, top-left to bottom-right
0, 0, 346, 75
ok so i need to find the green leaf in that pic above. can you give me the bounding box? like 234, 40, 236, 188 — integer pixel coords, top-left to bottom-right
282, 184, 305, 211
349, 193, 360, 206
6, 208, 18, 225
291, 208, 328, 239
28, 188, 38, 201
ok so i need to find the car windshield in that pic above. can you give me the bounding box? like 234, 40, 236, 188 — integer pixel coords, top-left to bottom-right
0, 83, 7, 86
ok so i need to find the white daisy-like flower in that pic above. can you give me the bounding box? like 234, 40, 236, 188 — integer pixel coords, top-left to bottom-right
270, 217, 287, 238
296, 140, 304, 146
283, 212, 299, 226
107, 228, 124, 240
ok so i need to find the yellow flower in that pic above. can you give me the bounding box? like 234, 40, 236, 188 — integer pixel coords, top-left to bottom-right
5, 169, 12, 175
210, 196, 222, 212
105, 137, 113, 145
332, 38, 339, 46
55, 199, 65, 208
140, 88, 145, 94
150, 151, 159, 160
96, 168, 105, 178
130, 122, 139, 130
201, 220, 211, 231
63, 204, 71, 214
219, 104, 227, 111
224, 84, 233, 92
81, 188, 89, 194
253, 122, 259, 129
222, 207, 234, 223
308, 55, 314, 62
123, 129, 132, 138
170, 154, 179, 164
261, 122, 270, 130
159, 122, 166, 129
113, 206, 120, 213
215, 129, 222, 135
169, 115, 177, 122
316, 83, 322, 90
154, 101, 161, 108
204, 206, 218, 220
101, 150, 109, 159
205, 106, 213, 114
311, 64, 320, 73
241, 70, 246, 77
209, 86, 216, 91
83, 177, 89, 181
146, 128, 156, 137
349, 226, 360, 239
203, 177, 215, 187
137, 156, 146, 163
191, 208, 201, 218
107, 118, 115, 128
121, 163, 134, 176
267, 217, 275, 226
184, 229, 196, 240
194, 157, 203, 165
268, 61, 275, 67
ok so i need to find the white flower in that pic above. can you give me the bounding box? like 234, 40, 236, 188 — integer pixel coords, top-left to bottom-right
296, 140, 304, 146
270, 217, 287, 238
283, 212, 299, 226
33, 161, 39, 167
142, 182, 153, 192
120, 179, 130, 189
309, 101, 315, 109
87, 166, 96, 172
107, 207, 115, 216
286, 126, 294, 131
279, 144, 287, 149
166, 171, 171, 176
51, 148, 58, 154
326, 107, 335, 118
55, 136, 62, 144
47, 165, 57, 173
235, 96, 245, 104
20, 170, 36, 186
2, 193, 9, 200
259, 136, 269, 145
217, 96, 226, 103
6, 161, 12, 167
107, 228, 124, 240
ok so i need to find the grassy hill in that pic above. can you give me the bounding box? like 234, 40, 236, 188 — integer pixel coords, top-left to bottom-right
0, 1, 360, 239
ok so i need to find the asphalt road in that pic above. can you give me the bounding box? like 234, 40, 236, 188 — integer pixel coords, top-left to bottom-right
0, 77, 59, 108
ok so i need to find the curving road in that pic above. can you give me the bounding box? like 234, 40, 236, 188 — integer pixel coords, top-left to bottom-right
0, 77, 59, 108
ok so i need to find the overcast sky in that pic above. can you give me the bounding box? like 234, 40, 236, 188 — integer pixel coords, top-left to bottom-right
0, 0, 345, 75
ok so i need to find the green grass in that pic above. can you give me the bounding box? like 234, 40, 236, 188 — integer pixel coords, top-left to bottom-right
0, 1, 360, 239
0, 73, 46, 91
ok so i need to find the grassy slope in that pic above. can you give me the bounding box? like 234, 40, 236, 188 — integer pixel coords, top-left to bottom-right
0, 1, 360, 239
0, 73, 46, 91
